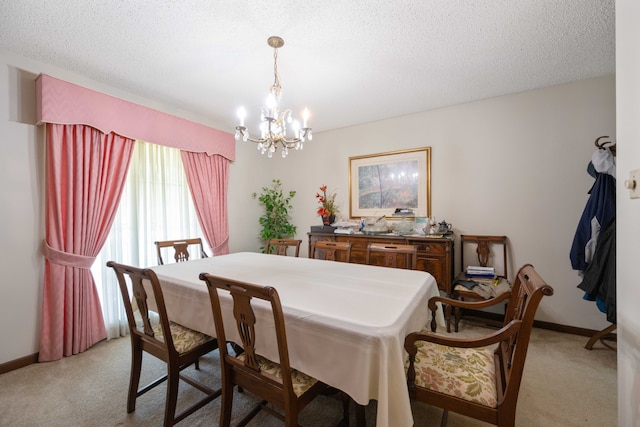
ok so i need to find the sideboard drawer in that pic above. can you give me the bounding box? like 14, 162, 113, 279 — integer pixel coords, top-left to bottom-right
411, 241, 447, 256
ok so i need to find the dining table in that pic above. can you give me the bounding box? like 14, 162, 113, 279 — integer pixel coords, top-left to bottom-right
149, 251, 444, 427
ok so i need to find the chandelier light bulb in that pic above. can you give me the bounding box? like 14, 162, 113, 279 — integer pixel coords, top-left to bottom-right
303, 108, 309, 128
233, 36, 312, 159
237, 107, 246, 126
266, 94, 277, 111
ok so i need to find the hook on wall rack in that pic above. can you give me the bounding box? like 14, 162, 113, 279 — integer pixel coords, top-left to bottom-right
594, 135, 616, 153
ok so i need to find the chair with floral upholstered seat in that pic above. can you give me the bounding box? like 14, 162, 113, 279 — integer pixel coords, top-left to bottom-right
200, 273, 347, 427
404, 264, 553, 427
107, 261, 221, 427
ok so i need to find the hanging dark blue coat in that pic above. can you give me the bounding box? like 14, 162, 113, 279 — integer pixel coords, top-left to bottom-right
570, 171, 616, 272
578, 219, 616, 323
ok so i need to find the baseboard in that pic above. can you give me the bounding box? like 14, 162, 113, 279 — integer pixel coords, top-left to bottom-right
463, 309, 617, 340
0, 352, 39, 375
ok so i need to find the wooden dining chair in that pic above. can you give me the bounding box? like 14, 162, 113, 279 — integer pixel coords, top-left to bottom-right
266, 238, 302, 257
405, 264, 553, 427
107, 261, 221, 427
448, 235, 511, 332
366, 242, 417, 270
154, 237, 209, 265
310, 240, 352, 262
199, 273, 335, 427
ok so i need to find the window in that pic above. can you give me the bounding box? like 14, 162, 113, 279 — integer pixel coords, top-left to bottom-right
91, 141, 204, 339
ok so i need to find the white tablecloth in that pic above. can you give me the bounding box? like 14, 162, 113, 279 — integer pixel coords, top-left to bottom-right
150, 252, 443, 427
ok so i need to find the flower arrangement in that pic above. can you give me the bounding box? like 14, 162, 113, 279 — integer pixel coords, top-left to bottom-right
315, 185, 338, 221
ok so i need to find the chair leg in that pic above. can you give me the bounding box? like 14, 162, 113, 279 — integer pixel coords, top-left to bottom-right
355, 404, 366, 427
219, 381, 234, 427
340, 392, 350, 426
164, 366, 180, 427
127, 344, 143, 413
285, 409, 298, 427
338, 392, 366, 427
440, 409, 449, 427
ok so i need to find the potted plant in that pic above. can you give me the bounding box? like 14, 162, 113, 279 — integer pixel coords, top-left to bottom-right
252, 179, 297, 251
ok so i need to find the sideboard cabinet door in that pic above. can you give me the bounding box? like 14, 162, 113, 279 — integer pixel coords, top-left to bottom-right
408, 239, 454, 294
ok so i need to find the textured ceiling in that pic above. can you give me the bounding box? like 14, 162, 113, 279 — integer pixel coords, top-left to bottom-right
0, 0, 615, 134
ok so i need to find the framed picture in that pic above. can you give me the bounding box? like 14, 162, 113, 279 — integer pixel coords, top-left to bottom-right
349, 147, 431, 218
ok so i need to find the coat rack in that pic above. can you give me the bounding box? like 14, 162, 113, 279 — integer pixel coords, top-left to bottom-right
584, 135, 616, 351
585, 323, 616, 350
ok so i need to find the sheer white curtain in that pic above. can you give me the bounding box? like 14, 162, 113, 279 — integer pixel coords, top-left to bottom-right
91, 141, 204, 339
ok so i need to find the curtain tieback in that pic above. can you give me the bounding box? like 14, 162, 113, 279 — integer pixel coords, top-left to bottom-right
43, 241, 95, 269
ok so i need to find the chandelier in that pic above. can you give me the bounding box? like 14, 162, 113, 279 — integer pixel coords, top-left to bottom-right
235, 36, 312, 158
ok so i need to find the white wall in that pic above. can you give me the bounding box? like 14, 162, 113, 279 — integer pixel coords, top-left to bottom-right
0, 48, 229, 364
615, 1, 640, 425
232, 75, 616, 332
0, 47, 617, 366
0, 56, 43, 364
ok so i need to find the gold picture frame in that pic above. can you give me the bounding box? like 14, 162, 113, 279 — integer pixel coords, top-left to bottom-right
349, 147, 431, 218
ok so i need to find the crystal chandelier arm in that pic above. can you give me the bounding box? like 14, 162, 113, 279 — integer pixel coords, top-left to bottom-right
236, 125, 310, 146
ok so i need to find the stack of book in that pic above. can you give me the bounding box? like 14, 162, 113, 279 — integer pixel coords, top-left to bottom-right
465, 266, 496, 279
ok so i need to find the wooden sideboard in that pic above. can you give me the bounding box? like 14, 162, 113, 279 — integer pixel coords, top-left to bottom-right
307, 232, 455, 294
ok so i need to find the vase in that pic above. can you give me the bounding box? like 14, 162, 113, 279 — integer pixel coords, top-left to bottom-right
321, 215, 335, 226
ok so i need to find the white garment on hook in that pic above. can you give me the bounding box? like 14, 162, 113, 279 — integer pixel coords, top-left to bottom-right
592, 148, 616, 178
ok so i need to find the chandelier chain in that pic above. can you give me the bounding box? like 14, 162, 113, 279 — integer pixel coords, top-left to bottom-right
272, 47, 281, 94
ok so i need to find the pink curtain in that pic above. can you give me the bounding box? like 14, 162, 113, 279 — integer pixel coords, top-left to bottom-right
180, 151, 230, 255
39, 124, 135, 362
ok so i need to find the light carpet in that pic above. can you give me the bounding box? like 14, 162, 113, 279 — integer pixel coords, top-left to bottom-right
0, 320, 617, 426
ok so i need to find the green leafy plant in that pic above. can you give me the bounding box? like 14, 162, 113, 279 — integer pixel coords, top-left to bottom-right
251, 179, 297, 251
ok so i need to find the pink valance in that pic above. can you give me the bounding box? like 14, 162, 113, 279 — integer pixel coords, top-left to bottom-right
36, 74, 235, 161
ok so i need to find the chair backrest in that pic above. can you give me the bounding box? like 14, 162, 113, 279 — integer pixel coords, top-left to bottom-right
266, 238, 302, 257
496, 264, 554, 410
311, 240, 352, 262
460, 235, 509, 279
200, 273, 298, 403
155, 238, 208, 265
106, 261, 175, 356
366, 243, 417, 269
